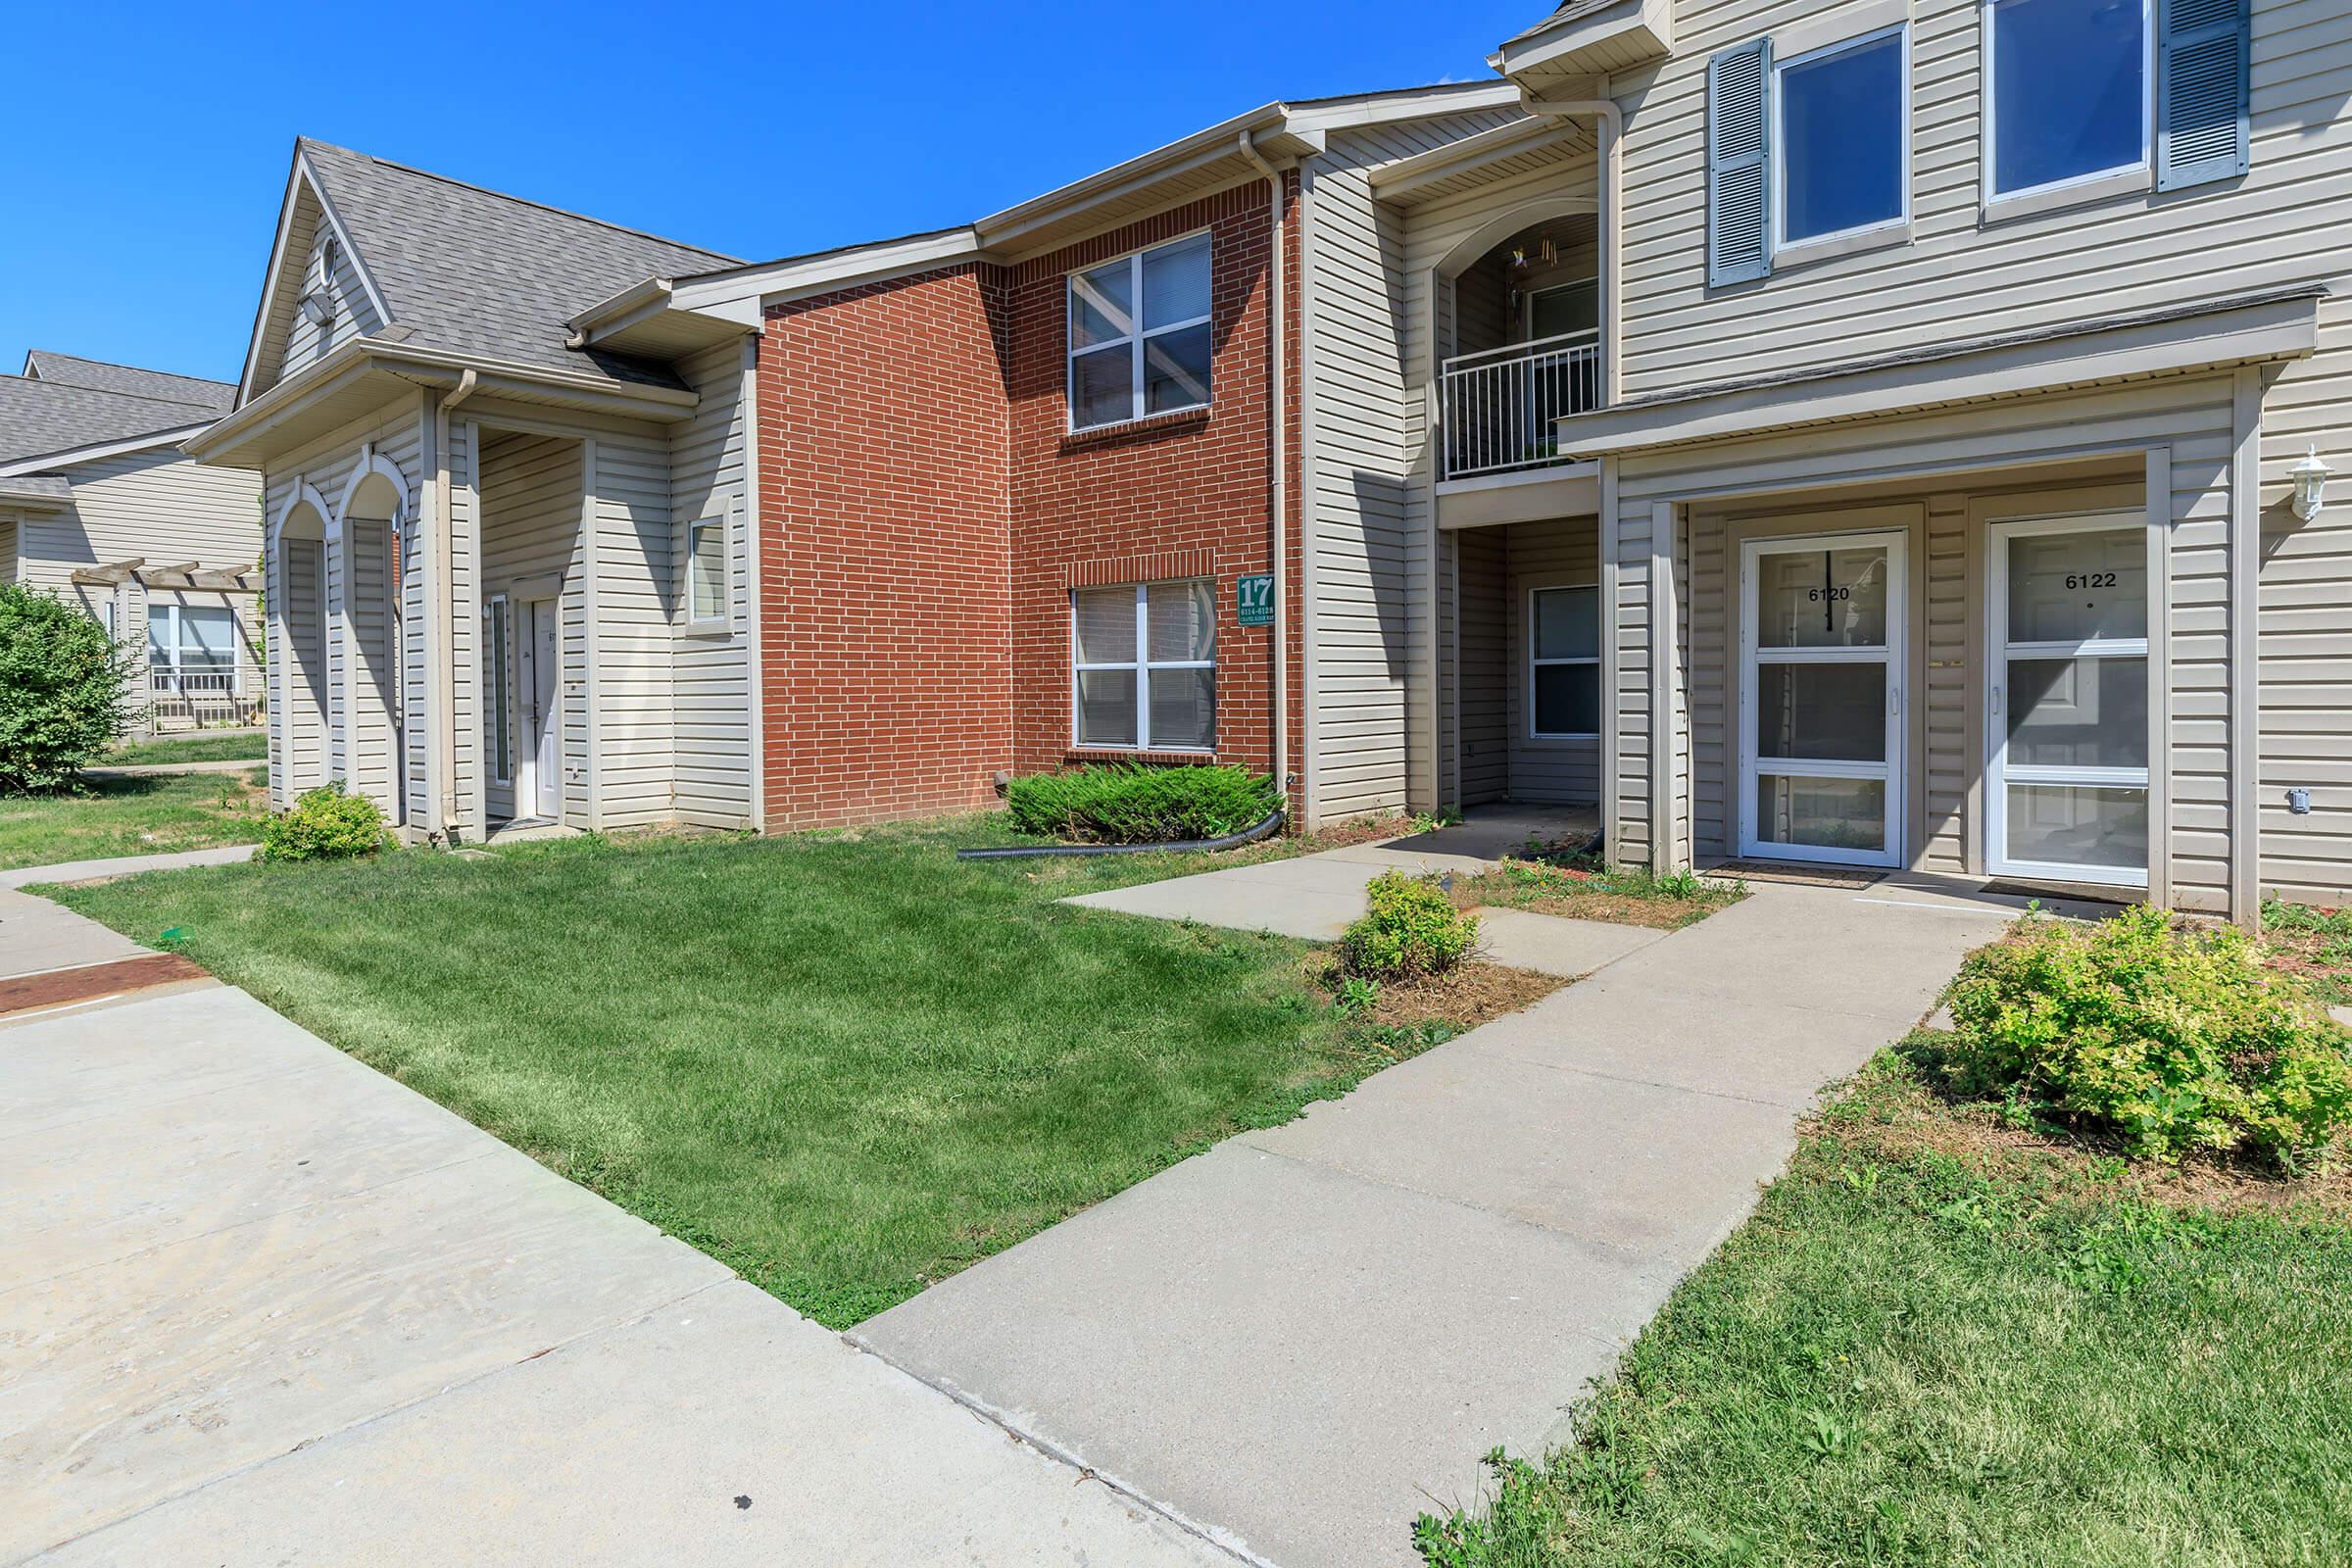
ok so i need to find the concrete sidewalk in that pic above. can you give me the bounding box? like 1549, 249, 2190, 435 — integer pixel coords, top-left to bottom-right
0, 916, 1232, 1564
858, 878, 2000, 1568
0, 845, 257, 891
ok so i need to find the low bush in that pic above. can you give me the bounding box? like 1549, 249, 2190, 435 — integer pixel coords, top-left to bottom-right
258, 782, 395, 863
0, 583, 133, 794
1005, 763, 1279, 844
1938, 906, 2352, 1168
1339, 870, 1479, 983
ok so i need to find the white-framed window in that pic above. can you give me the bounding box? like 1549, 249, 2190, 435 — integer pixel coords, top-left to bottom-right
1985, 0, 2152, 200
482, 594, 512, 786
146, 603, 240, 694
1066, 233, 1213, 432
1071, 580, 1216, 752
688, 515, 727, 626
1774, 23, 1911, 250
1528, 585, 1600, 740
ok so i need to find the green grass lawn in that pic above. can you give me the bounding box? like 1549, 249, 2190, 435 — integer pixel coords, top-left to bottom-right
59, 821, 1448, 1327
1415, 1046, 2352, 1568
101, 731, 270, 766
0, 769, 270, 870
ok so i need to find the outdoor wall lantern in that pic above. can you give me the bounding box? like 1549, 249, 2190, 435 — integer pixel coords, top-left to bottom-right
2289, 444, 2333, 521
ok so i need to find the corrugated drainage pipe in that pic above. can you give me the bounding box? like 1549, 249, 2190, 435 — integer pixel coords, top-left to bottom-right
956, 810, 1287, 861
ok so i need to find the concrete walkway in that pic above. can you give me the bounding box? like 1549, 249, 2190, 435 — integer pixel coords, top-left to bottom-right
0, 845, 258, 891
858, 876, 2005, 1568
0, 908, 1232, 1565
79, 759, 264, 780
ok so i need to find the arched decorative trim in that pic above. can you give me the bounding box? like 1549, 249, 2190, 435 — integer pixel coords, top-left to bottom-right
335, 451, 412, 533
1434, 195, 1601, 281
270, 480, 333, 548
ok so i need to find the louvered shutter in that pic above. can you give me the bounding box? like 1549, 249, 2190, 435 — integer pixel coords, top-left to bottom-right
2157, 0, 2251, 191
1707, 38, 1774, 286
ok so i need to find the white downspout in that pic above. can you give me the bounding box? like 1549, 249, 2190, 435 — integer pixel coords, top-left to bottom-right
432, 368, 479, 839
1238, 132, 1292, 816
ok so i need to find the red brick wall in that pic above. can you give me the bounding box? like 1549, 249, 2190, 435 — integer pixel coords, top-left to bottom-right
1005, 179, 1305, 811
757, 265, 1014, 830
756, 175, 1305, 831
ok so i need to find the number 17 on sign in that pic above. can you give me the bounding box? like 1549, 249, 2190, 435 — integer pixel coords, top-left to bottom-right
1237, 573, 1275, 627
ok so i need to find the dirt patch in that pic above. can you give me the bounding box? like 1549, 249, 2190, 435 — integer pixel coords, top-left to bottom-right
1822, 1049, 2352, 1221
1306, 955, 1569, 1033
1288, 811, 1416, 854
1449, 866, 1737, 931
2260, 906, 2352, 1009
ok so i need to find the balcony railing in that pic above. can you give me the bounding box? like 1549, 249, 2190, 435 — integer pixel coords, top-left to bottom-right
1439, 330, 1601, 482
149, 668, 263, 730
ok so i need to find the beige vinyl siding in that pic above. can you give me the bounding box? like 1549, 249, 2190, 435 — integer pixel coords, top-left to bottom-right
279, 215, 383, 380
16, 450, 258, 589
1402, 150, 1603, 816
1613, 0, 2350, 398
1457, 526, 1509, 805
2256, 293, 2352, 904
478, 429, 586, 821
280, 538, 326, 795
262, 405, 425, 812
1302, 110, 1537, 824
0, 517, 16, 581
667, 337, 754, 828
1506, 518, 1603, 804
1613, 376, 2242, 910
591, 428, 677, 830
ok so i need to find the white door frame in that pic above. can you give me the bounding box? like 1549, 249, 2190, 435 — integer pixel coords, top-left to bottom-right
1984, 511, 2152, 889
515, 596, 562, 822
1738, 528, 1908, 868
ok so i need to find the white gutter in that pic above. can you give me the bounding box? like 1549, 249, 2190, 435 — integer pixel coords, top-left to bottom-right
431, 368, 479, 838
1237, 131, 1292, 812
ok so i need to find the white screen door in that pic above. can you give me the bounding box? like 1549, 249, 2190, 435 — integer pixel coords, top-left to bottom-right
1740, 530, 1907, 867
1986, 514, 2150, 887
516, 598, 562, 820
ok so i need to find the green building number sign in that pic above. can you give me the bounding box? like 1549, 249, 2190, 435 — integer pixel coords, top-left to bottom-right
1237, 573, 1275, 628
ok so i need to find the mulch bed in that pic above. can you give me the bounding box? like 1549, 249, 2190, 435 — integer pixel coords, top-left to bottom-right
1306, 956, 1569, 1032
1447, 868, 1730, 931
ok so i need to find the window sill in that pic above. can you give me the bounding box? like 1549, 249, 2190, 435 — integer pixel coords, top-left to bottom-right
1525, 733, 1600, 749
1981, 166, 2150, 227
1060, 406, 1211, 451
1065, 748, 1218, 766
680, 621, 733, 640
1773, 220, 1912, 272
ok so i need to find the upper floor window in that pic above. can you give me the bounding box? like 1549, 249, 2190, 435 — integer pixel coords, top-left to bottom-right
1776, 24, 1909, 249
1987, 0, 2150, 198
1067, 234, 1212, 432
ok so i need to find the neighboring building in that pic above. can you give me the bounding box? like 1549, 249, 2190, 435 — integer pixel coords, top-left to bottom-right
202, 0, 2347, 919
0, 353, 261, 730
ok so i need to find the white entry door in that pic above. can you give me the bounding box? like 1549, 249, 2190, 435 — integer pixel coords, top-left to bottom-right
1986, 514, 2151, 888
1739, 530, 1907, 867
515, 598, 562, 821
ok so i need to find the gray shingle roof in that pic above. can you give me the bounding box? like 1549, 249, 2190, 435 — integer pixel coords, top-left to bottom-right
1497, 0, 1624, 50
22, 352, 234, 412
298, 139, 742, 390
0, 375, 219, 467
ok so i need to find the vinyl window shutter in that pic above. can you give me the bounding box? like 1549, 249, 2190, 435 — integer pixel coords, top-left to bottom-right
2157, 0, 2251, 191
1707, 38, 1774, 286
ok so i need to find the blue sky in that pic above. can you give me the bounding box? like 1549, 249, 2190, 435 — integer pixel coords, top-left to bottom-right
1, 1, 1541, 386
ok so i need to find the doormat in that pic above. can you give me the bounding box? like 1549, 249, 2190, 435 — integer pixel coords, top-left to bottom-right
1711, 861, 1888, 889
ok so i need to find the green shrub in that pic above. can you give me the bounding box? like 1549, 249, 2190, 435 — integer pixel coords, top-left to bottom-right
0, 584, 133, 794
1339, 870, 1479, 983
258, 782, 395, 863
1939, 906, 2352, 1167
1005, 763, 1279, 844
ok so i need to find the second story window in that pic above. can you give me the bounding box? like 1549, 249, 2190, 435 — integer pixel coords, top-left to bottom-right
1776, 24, 1908, 250
1067, 234, 1212, 431
1987, 0, 2149, 199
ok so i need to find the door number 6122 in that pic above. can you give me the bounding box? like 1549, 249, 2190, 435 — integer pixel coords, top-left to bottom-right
2065, 571, 2119, 591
